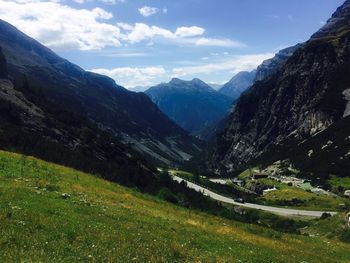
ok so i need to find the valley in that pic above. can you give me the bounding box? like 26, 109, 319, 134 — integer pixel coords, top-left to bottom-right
169, 168, 349, 215
0, 0, 350, 262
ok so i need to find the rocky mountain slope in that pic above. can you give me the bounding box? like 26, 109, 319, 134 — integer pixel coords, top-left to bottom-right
0, 19, 201, 166
258, 115, 350, 181
0, 49, 159, 191
145, 78, 233, 137
209, 0, 350, 176
219, 70, 256, 99
254, 44, 301, 82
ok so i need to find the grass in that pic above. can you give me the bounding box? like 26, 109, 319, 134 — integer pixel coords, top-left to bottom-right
171, 169, 350, 212
0, 151, 350, 262
237, 167, 259, 180
242, 177, 349, 211
169, 169, 194, 180
330, 176, 350, 190
260, 187, 348, 211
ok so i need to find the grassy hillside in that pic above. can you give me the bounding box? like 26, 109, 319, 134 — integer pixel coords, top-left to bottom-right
0, 151, 350, 262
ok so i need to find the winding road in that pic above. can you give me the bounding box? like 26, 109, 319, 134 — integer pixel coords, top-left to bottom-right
172, 176, 338, 218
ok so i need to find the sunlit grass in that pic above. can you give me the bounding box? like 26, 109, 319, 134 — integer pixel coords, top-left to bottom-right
0, 151, 350, 262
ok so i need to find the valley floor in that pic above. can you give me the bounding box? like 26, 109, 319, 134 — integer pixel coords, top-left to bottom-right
172, 175, 337, 218
0, 151, 350, 262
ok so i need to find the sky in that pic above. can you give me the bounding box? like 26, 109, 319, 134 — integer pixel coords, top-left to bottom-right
0, 0, 345, 89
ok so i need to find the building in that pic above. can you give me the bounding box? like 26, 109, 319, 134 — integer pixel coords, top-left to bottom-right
344, 190, 350, 198
346, 212, 350, 227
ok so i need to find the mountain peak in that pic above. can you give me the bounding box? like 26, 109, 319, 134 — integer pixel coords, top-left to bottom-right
219, 70, 256, 99
167, 77, 212, 90
169, 77, 183, 84
312, 0, 350, 39
191, 78, 205, 84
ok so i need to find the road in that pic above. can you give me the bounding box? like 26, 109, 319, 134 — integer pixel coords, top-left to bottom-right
172, 176, 338, 218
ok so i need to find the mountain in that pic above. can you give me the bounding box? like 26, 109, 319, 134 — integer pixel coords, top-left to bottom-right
209, 0, 350, 177
254, 44, 301, 82
145, 78, 233, 137
0, 19, 202, 172
257, 115, 350, 182
208, 83, 223, 90
129, 86, 150, 92
219, 70, 256, 99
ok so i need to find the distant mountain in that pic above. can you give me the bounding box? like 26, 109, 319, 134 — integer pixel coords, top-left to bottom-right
129, 86, 150, 92
209, 0, 350, 178
208, 83, 223, 90
0, 19, 202, 171
219, 70, 256, 99
254, 44, 301, 82
145, 78, 233, 137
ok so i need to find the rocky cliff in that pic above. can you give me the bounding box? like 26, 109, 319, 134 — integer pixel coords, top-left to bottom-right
254, 44, 301, 82
0, 47, 7, 78
209, 0, 350, 174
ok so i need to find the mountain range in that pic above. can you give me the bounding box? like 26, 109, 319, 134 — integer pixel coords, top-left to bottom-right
218, 70, 256, 99
145, 78, 233, 137
209, 0, 350, 179
0, 19, 204, 191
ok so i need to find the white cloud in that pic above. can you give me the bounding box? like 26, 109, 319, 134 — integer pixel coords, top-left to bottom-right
172, 53, 274, 77
195, 38, 245, 47
0, 0, 245, 50
117, 22, 134, 31
91, 66, 166, 88
120, 23, 207, 43
99, 0, 125, 4
162, 8, 168, 14
175, 26, 205, 38
92, 53, 274, 88
74, 0, 125, 4
0, 0, 121, 50
138, 6, 159, 17
123, 23, 174, 43
119, 23, 242, 48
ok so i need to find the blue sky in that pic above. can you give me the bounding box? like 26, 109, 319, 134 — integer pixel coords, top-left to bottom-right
0, 0, 345, 89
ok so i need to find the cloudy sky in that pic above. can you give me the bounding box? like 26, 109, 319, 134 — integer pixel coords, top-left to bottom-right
0, 0, 345, 89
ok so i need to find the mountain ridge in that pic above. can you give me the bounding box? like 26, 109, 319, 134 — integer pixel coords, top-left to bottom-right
219, 70, 256, 99
209, 1, 350, 175
145, 78, 233, 137
0, 19, 202, 166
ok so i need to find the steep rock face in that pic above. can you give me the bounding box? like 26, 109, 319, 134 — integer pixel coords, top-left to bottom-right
219, 71, 256, 99
312, 0, 350, 39
0, 19, 201, 166
273, 116, 350, 179
145, 78, 233, 137
0, 76, 159, 190
0, 47, 7, 78
209, 1, 350, 174
254, 44, 301, 82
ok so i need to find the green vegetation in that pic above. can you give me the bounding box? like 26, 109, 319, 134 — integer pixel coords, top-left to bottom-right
304, 213, 350, 244
246, 178, 350, 211
260, 187, 349, 211
237, 167, 258, 179
330, 176, 350, 190
1, 151, 350, 262
171, 168, 350, 212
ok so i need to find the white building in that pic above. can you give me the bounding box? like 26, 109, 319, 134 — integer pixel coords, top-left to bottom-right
344, 190, 350, 197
